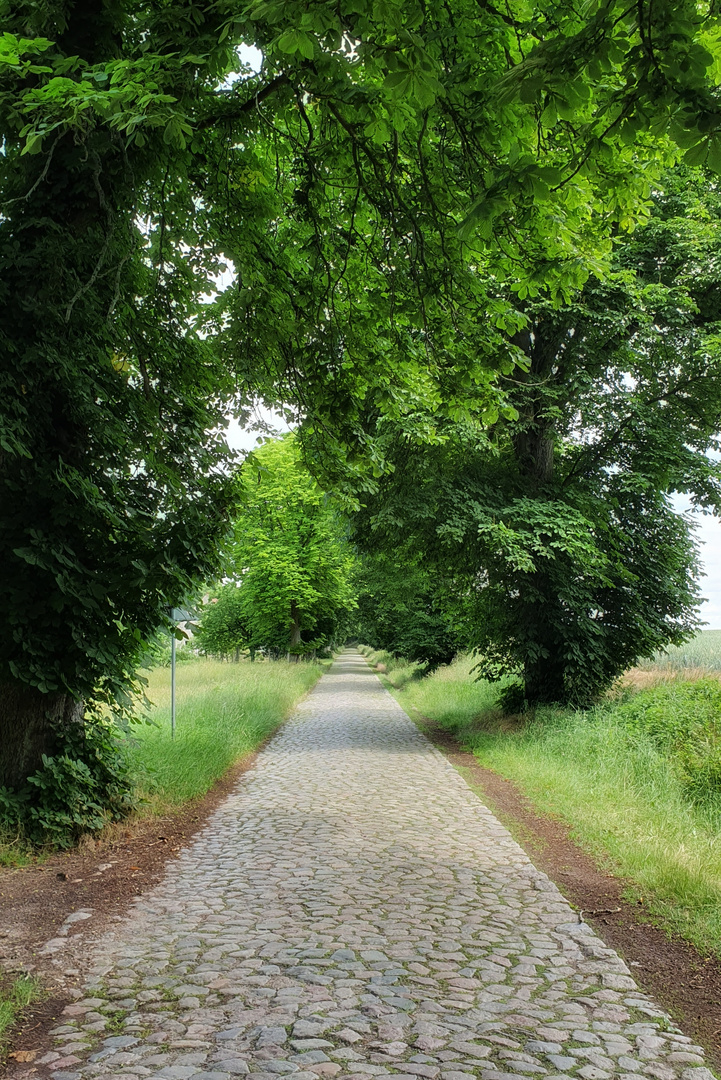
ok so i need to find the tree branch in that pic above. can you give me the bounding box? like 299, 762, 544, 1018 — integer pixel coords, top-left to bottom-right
197, 74, 291, 130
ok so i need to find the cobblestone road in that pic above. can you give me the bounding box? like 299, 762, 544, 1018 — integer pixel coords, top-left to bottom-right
39, 652, 716, 1080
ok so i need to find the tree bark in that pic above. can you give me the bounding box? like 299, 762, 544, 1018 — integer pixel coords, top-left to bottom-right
288, 600, 302, 662
510, 319, 567, 703
510, 317, 564, 489
519, 574, 568, 705
523, 653, 566, 705
0, 683, 84, 790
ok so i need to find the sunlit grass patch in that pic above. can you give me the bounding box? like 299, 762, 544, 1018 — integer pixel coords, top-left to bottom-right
0, 973, 42, 1055
127, 658, 324, 808
358, 646, 423, 689
0, 834, 40, 868
394, 653, 502, 727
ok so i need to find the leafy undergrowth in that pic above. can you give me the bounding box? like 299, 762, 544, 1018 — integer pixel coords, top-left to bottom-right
365, 643, 721, 960
128, 657, 325, 808
0, 974, 41, 1058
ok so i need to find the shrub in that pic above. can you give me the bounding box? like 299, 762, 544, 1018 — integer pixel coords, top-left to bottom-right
0, 719, 135, 847
612, 679, 721, 802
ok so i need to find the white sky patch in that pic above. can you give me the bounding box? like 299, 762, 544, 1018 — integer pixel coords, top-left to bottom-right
671, 493, 721, 629
238, 42, 263, 72
216, 262, 237, 292
221, 43, 263, 88
225, 406, 292, 454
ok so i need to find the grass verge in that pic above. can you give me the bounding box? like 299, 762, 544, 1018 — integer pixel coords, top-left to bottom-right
0, 974, 42, 1059
128, 657, 326, 808
362, 644, 721, 961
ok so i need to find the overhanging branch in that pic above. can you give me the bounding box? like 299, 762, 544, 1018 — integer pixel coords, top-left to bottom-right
198, 73, 291, 130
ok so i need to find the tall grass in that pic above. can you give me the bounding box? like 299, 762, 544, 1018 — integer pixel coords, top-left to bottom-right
374, 639, 721, 959
127, 658, 323, 808
0, 657, 325, 863
464, 707, 721, 956
395, 653, 501, 720
357, 646, 422, 689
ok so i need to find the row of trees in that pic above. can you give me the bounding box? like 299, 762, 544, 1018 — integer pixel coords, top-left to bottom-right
194, 437, 354, 660
200, 175, 721, 712
2, 1, 721, 796
354, 170, 721, 706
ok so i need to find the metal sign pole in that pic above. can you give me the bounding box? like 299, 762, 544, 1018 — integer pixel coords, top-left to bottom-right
171, 625, 176, 740
168, 606, 193, 740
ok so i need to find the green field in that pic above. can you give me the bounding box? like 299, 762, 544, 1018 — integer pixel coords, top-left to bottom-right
637, 628, 721, 672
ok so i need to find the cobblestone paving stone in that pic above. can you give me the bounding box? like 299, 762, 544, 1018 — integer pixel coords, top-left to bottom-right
39, 652, 717, 1080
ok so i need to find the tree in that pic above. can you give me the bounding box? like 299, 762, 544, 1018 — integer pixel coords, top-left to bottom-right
193, 586, 249, 660
223, 435, 356, 657
208, 2, 721, 488
353, 170, 721, 706
0, 2, 237, 791
353, 547, 469, 671
2, 0, 721, 795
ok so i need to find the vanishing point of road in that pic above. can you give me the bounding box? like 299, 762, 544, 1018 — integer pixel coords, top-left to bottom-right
33, 651, 717, 1080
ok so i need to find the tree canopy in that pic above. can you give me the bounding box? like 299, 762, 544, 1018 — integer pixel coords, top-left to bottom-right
353, 545, 469, 672
353, 168, 721, 705
192, 584, 250, 661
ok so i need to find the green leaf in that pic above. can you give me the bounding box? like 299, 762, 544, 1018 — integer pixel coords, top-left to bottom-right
519, 78, 543, 105
21, 132, 44, 155
684, 140, 708, 167
540, 103, 557, 128
277, 29, 314, 57
707, 136, 721, 174
384, 70, 411, 91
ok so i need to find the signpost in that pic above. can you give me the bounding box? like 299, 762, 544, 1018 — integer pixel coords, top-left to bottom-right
170, 607, 194, 739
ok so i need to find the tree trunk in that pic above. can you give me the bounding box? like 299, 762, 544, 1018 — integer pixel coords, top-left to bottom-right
523, 655, 566, 706
510, 320, 567, 703
288, 601, 301, 663
0, 683, 84, 791
510, 318, 561, 489
520, 579, 567, 705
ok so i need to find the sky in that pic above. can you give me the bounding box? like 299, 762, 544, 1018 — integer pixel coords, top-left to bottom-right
673, 497, 721, 629
698, 517, 721, 629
